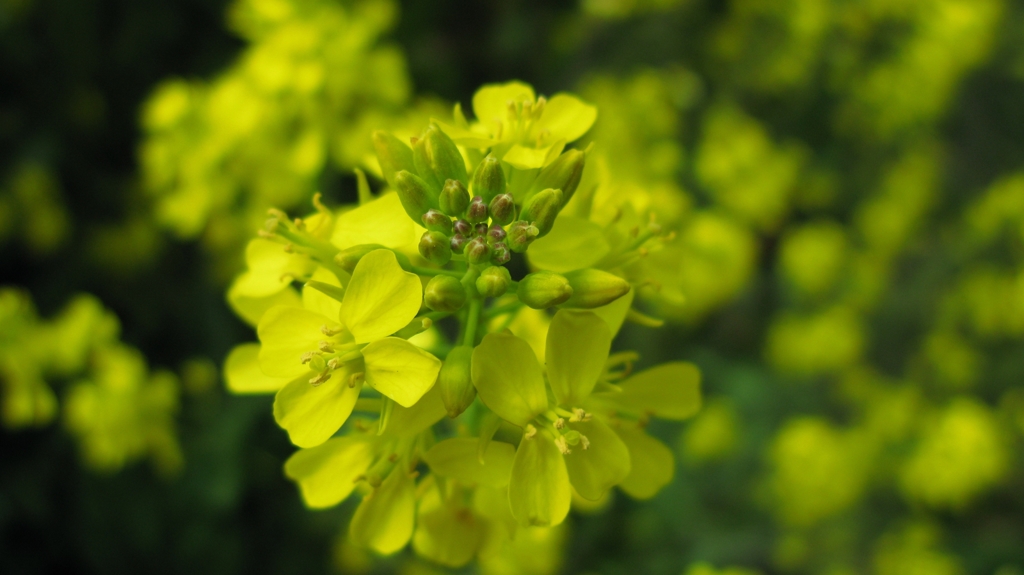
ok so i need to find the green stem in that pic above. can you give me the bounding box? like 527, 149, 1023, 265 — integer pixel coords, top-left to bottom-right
463, 298, 482, 346
483, 300, 523, 319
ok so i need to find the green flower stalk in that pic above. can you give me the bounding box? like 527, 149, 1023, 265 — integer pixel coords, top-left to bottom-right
223, 81, 700, 566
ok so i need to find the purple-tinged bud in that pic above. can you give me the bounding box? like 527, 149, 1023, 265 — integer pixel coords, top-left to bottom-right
490, 242, 511, 265
487, 224, 507, 244
421, 209, 453, 235
467, 196, 488, 223
439, 179, 470, 217
507, 220, 541, 253
474, 223, 488, 237
424, 275, 467, 312
476, 266, 512, 298
469, 154, 506, 203
488, 193, 515, 226
419, 231, 452, 265
453, 219, 472, 236
450, 233, 468, 254
465, 236, 490, 265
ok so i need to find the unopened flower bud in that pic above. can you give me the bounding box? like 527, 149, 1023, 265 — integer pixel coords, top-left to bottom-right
453, 219, 472, 236
394, 170, 433, 221
517, 271, 573, 309
465, 236, 490, 265
450, 233, 468, 254
439, 179, 470, 217
438, 345, 475, 418
490, 242, 511, 265
526, 149, 584, 206
372, 131, 416, 190
507, 220, 540, 253
419, 231, 452, 265
335, 243, 388, 272
487, 224, 507, 244
413, 124, 467, 193
521, 188, 563, 237
469, 154, 506, 203
424, 275, 467, 312
467, 196, 488, 223
476, 266, 512, 298
488, 193, 515, 226
421, 209, 453, 235
562, 269, 631, 308
474, 223, 488, 237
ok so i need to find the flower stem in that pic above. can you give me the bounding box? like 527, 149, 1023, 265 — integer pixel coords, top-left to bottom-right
463, 298, 482, 346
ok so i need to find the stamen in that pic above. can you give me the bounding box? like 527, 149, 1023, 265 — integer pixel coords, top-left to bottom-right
320, 324, 341, 336
570, 408, 592, 422
318, 341, 334, 353
580, 435, 590, 450
554, 435, 571, 455
554, 418, 566, 430
348, 372, 364, 388
524, 424, 537, 439
309, 372, 330, 386
327, 358, 341, 371
300, 351, 315, 364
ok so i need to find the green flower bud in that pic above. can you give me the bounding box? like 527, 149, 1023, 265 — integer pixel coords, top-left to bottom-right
470, 155, 506, 203
450, 233, 468, 254
465, 236, 490, 265
476, 266, 512, 298
507, 220, 540, 253
421, 209, 453, 235
521, 188, 563, 237
394, 170, 434, 221
439, 179, 470, 217
488, 193, 515, 226
424, 275, 467, 312
372, 131, 416, 190
526, 149, 584, 206
517, 271, 573, 309
486, 224, 507, 244
490, 242, 511, 265
335, 243, 388, 272
473, 223, 488, 237
413, 124, 467, 192
438, 345, 476, 418
419, 231, 452, 265
562, 269, 631, 309
453, 219, 472, 236
466, 196, 488, 223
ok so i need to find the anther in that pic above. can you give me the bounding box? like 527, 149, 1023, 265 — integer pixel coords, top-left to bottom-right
554, 418, 566, 430
320, 324, 341, 336
555, 435, 571, 455
570, 408, 591, 422
327, 358, 341, 371
309, 372, 330, 386
300, 351, 315, 364
349, 372, 364, 388
318, 341, 334, 353
580, 435, 590, 450
524, 424, 537, 439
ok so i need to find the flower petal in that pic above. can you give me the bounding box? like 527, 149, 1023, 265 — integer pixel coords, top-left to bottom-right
472, 82, 536, 127
564, 418, 631, 501
257, 305, 338, 378
284, 435, 376, 508
508, 431, 571, 527
350, 469, 416, 555
341, 250, 422, 344
615, 425, 674, 500
424, 438, 516, 487
546, 310, 611, 406
273, 369, 360, 448
589, 288, 634, 337
381, 383, 447, 438
533, 94, 597, 143
527, 215, 611, 273
472, 332, 548, 427
363, 337, 441, 407
331, 193, 421, 252
227, 282, 301, 327
608, 362, 702, 420
302, 266, 342, 319
224, 343, 289, 394
412, 486, 484, 568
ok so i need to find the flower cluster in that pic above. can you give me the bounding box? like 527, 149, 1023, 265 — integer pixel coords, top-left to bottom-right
225, 81, 702, 567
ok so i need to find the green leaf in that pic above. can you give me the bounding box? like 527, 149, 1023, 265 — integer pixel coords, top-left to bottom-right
342, 249, 422, 343
362, 337, 442, 407
423, 438, 516, 487
526, 215, 611, 273
615, 425, 674, 499
273, 368, 360, 448
471, 332, 548, 427
607, 362, 702, 420
546, 310, 611, 406
472, 82, 535, 127
283, 436, 376, 508
224, 343, 289, 394
563, 419, 631, 501
257, 305, 341, 378
350, 468, 416, 555
533, 94, 597, 143
508, 431, 571, 527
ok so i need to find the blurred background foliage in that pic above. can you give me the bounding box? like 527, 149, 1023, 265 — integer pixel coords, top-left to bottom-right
2, 0, 1024, 573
